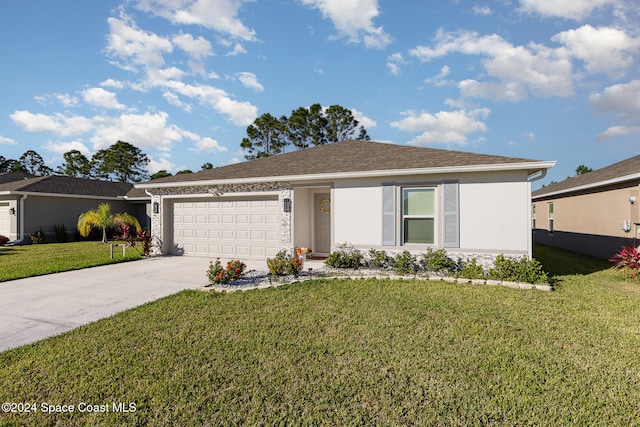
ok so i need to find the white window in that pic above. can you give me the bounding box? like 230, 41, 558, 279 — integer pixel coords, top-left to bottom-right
548, 203, 554, 234
402, 188, 435, 244
532, 204, 536, 229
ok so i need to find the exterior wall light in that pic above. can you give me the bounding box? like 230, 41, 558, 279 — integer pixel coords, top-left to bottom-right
283, 198, 291, 213
153, 202, 160, 214
9, 207, 16, 215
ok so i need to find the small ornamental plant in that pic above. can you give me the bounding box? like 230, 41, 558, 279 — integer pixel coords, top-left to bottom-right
0, 235, 9, 245
609, 246, 640, 279
207, 258, 246, 285
286, 257, 304, 277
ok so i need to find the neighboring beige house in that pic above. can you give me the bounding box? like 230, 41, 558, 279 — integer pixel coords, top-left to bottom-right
0, 173, 150, 243
532, 155, 640, 259
136, 140, 555, 263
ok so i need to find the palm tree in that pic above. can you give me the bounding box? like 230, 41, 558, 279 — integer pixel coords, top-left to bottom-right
77, 203, 141, 244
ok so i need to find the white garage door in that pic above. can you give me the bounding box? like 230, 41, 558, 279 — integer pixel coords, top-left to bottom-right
171, 197, 280, 259
0, 202, 10, 238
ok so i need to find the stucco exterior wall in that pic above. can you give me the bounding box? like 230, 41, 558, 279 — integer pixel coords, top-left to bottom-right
532, 182, 640, 258
23, 196, 138, 241
331, 170, 532, 257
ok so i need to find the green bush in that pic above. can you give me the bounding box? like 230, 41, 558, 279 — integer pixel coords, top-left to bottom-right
489, 255, 548, 284
459, 258, 486, 280
54, 224, 70, 243
367, 248, 392, 269
393, 250, 419, 275
325, 244, 364, 269
267, 250, 289, 276
207, 258, 246, 285
422, 248, 455, 273
29, 228, 47, 244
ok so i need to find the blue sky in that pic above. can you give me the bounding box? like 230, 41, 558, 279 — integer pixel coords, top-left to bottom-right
1, 0, 639, 187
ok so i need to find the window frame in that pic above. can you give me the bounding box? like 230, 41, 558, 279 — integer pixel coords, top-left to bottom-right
401, 186, 437, 245
548, 202, 554, 234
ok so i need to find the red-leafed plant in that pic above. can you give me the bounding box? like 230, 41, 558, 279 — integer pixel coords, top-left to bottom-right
206, 258, 246, 286
0, 235, 9, 245
609, 246, 640, 279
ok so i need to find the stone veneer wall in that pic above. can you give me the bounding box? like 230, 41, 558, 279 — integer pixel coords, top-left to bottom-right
147, 182, 292, 255
354, 248, 525, 272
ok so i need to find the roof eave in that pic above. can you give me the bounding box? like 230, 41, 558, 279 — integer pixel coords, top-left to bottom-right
532, 172, 640, 200
136, 161, 557, 189
0, 190, 127, 200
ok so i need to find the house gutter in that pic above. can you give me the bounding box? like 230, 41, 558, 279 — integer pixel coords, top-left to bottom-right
532, 171, 640, 200
136, 161, 558, 190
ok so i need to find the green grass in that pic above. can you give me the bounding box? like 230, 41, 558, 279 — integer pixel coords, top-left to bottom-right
0, 241, 141, 282
1, 245, 639, 425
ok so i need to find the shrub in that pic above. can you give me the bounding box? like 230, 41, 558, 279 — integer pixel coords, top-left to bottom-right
609, 246, 640, 279
392, 250, 419, 275
267, 250, 289, 276
325, 243, 364, 269
267, 250, 304, 277
489, 254, 548, 284
207, 258, 246, 285
459, 258, 486, 280
422, 248, 455, 273
54, 224, 70, 243
0, 235, 9, 245
367, 248, 392, 269
29, 228, 47, 244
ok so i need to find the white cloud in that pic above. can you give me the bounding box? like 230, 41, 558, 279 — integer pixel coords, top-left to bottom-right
350, 108, 377, 129
106, 14, 173, 71
10, 111, 94, 137
82, 87, 126, 110
189, 136, 228, 153
0, 134, 16, 145
552, 25, 640, 76
34, 93, 79, 107
135, 0, 256, 41
589, 79, 640, 139
163, 91, 192, 112
236, 72, 264, 92
148, 155, 177, 174
100, 79, 125, 89
386, 52, 406, 76
43, 140, 90, 155
390, 108, 490, 146
172, 32, 213, 60
410, 29, 574, 100
425, 65, 452, 87
518, 0, 616, 20
300, 0, 392, 49
471, 5, 492, 15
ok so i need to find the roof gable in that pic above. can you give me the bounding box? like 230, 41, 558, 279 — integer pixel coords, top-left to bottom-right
145, 140, 546, 185
533, 154, 640, 198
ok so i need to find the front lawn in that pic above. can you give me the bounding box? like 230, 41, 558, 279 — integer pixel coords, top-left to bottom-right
0, 241, 141, 282
1, 245, 638, 425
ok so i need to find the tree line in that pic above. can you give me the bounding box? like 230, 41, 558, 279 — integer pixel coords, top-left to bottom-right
240, 103, 370, 159
1, 141, 151, 182
1, 103, 372, 182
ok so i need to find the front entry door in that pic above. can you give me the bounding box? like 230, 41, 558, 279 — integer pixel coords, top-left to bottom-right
314, 193, 331, 254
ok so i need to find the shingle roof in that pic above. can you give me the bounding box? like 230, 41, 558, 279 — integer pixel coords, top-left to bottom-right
0, 172, 36, 184
145, 140, 544, 185
532, 154, 640, 198
0, 175, 135, 198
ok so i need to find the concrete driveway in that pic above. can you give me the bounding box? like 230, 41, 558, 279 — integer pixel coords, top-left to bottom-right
0, 256, 210, 352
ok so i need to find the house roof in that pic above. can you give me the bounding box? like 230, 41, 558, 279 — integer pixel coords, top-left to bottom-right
532, 154, 640, 199
139, 140, 553, 188
0, 175, 136, 198
0, 172, 36, 184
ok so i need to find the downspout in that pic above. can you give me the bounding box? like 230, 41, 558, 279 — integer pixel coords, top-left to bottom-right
13, 194, 28, 244
526, 168, 548, 259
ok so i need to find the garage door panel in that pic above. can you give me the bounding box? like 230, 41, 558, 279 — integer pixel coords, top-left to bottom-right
172, 196, 280, 259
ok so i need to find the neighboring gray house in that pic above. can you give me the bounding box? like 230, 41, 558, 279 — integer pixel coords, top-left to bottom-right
136, 140, 555, 262
532, 155, 640, 259
0, 173, 150, 243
